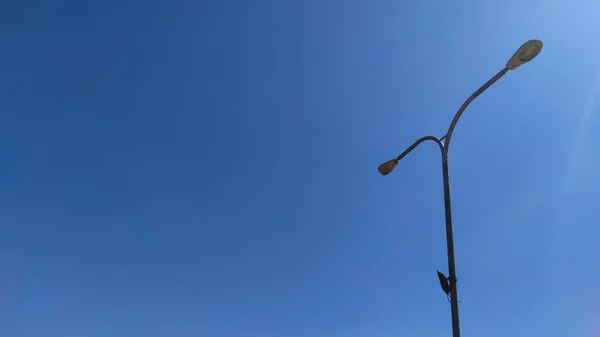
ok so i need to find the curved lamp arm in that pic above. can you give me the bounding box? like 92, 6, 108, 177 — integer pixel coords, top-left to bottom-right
396, 136, 445, 162
378, 136, 444, 175
443, 68, 509, 153
443, 39, 544, 152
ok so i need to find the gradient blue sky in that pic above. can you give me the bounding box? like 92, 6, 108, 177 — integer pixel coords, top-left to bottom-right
1, 0, 600, 336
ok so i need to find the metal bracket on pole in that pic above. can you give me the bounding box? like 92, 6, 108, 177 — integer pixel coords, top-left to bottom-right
437, 270, 451, 295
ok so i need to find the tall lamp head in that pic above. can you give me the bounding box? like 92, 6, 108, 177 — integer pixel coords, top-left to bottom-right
506, 39, 543, 70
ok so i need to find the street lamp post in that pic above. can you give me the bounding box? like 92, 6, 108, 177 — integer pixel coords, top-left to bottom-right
377, 40, 543, 337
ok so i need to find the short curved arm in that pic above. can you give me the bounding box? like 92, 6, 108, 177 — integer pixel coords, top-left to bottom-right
395, 136, 445, 162
443, 67, 509, 152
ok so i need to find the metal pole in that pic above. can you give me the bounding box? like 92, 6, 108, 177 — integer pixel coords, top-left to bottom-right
439, 68, 508, 337
441, 152, 460, 337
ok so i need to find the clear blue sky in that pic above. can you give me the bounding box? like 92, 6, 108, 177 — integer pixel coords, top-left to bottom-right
1, 0, 599, 336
